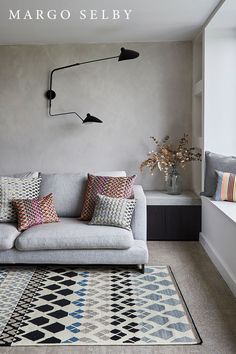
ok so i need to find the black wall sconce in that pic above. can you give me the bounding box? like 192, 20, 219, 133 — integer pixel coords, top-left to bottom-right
45, 48, 139, 124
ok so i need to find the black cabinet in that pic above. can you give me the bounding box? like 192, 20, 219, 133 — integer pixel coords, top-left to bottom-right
147, 205, 201, 241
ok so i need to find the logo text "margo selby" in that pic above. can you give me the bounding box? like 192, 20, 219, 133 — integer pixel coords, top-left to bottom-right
8, 9, 133, 21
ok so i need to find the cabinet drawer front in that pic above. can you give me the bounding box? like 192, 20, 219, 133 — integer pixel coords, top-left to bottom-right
147, 205, 201, 241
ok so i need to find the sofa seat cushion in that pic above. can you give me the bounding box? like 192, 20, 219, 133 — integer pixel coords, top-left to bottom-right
0, 223, 21, 250
15, 218, 134, 251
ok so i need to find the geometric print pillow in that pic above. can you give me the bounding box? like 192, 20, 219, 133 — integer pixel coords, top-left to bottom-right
13, 193, 60, 231
214, 170, 236, 202
0, 177, 42, 222
80, 174, 136, 221
90, 194, 136, 230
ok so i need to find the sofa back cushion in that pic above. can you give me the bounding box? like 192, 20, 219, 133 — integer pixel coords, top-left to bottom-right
40, 172, 126, 217
204, 151, 236, 197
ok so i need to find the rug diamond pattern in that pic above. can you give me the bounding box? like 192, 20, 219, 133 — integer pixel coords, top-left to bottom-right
0, 266, 200, 346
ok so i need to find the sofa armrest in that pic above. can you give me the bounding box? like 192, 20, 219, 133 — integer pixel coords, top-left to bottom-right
131, 185, 147, 241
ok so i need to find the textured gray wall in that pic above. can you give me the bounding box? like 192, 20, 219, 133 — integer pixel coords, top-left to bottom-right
0, 42, 192, 190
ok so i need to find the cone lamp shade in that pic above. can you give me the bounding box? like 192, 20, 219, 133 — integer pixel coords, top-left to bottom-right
83, 114, 103, 124
118, 48, 140, 61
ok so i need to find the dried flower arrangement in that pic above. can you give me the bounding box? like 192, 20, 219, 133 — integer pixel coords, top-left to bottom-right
140, 134, 201, 180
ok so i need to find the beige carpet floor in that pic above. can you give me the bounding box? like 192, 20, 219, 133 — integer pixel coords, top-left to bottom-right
1, 241, 236, 354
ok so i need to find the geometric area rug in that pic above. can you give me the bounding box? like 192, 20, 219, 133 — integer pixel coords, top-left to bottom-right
0, 265, 201, 346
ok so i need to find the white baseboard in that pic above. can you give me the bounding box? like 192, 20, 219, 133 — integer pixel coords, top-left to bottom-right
200, 232, 236, 297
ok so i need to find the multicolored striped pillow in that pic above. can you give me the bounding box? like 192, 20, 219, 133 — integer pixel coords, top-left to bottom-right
214, 171, 236, 202
80, 174, 136, 221
13, 193, 60, 231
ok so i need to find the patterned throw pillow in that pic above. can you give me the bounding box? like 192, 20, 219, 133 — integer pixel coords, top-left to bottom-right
0, 177, 42, 222
214, 171, 236, 201
90, 194, 136, 230
80, 174, 136, 221
13, 193, 60, 231
0, 172, 39, 178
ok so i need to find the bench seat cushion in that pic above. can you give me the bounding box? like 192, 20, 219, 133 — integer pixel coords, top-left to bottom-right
15, 218, 134, 251
0, 223, 20, 250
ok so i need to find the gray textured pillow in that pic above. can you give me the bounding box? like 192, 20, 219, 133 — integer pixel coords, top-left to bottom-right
90, 194, 136, 230
204, 151, 236, 197
0, 177, 42, 222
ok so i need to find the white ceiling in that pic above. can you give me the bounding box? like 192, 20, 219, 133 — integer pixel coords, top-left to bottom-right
0, 0, 221, 45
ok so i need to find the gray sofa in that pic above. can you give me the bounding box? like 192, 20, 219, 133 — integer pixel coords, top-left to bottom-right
0, 172, 148, 271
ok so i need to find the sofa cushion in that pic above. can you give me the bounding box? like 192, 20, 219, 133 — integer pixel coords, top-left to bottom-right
90, 194, 136, 230
0, 172, 39, 178
15, 218, 134, 251
0, 223, 21, 250
0, 176, 42, 222
40, 172, 126, 218
13, 193, 60, 231
81, 174, 136, 221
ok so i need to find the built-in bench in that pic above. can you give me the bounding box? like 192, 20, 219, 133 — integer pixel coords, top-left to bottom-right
200, 196, 236, 296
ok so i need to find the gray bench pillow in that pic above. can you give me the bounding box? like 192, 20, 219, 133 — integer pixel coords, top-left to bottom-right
204, 151, 236, 197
